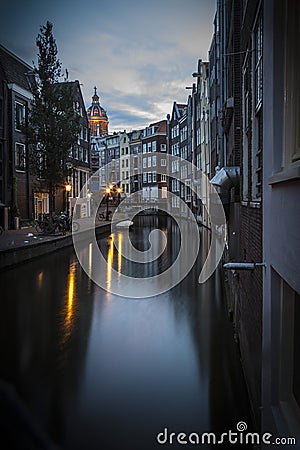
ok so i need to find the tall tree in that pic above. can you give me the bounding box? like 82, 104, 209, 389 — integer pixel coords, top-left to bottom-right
26, 21, 80, 213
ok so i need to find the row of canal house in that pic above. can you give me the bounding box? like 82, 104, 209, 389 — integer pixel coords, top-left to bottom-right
90, 120, 168, 205
0, 44, 91, 228
205, 0, 300, 442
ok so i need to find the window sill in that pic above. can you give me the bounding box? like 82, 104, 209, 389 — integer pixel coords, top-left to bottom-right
241, 200, 261, 208
268, 162, 300, 185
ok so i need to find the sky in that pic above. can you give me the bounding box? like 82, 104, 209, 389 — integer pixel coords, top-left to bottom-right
0, 0, 216, 133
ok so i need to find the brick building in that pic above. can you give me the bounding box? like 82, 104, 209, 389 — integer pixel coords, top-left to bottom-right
209, 0, 263, 431
0, 44, 33, 228
141, 120, 167, 203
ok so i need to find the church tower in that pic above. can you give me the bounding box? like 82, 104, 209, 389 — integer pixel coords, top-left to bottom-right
87, 86, 109, 136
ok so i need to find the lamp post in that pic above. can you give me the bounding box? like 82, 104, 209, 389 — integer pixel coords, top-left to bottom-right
117, 187, 122, 205
65, 183, 72, 217
105, 187, 111, 221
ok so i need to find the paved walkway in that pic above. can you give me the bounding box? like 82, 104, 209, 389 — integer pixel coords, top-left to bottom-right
0, 219, 110, 252
0, 226, 65, 251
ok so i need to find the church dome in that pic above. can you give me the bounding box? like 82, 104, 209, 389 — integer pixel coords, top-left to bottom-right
87, 86, 109, 136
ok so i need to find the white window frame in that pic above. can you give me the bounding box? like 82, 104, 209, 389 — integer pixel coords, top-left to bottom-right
283, 2, 300, 166
15, 102, 25, 131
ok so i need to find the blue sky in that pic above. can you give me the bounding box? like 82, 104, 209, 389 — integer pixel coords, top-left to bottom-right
0, 0, 216, 132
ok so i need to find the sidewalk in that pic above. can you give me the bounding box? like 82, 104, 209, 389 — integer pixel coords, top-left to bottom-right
0, 226, 68, 251
0, 219, 112, 270
0, 216, 114, 252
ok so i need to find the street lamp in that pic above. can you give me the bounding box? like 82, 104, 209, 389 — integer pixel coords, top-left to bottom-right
105, 186, 111, 221
65, 183, 72, 216
117, 187, 122, 205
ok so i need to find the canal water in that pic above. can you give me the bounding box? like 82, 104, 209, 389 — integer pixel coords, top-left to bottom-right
0, 216, 253, 449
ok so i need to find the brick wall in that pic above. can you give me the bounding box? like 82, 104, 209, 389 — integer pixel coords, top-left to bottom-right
238, 204, 262, 429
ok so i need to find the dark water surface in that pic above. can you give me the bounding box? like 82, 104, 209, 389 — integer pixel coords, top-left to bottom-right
0, 216, 253, 449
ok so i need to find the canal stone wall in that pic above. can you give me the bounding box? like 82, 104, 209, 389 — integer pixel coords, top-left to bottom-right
0, 224, 111, 271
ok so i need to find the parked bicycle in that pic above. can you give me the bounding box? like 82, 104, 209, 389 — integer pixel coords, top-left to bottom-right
34, 212, 72, 235
98, 210, 112, 221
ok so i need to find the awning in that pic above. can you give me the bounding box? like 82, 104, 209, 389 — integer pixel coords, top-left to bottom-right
210, 166, 240, 190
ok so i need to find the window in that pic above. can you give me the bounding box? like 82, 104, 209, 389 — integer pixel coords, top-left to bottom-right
161, 174, 166, 182
294, 292, 300, 407
152, 141, 156, 152
251, 12, 263, 200
161, 159, 166, 166
148, 172, 152, 183
143, 158, 147, 168
272, 273, 300, 419
15, 102, 25, 131
147, 142, 152, 152
185, 179, 191, 202
15, 143, 26, 170
0, 98, 3, 128
143, 173, 147, 182
252, 110, 263, 199
254, 14, 263, 110
160, 144, 166, 152
181, 165, 187, 180
283, 2, 300, 165
152, 171, 157, 183
148, 156, 152, 168
143, 144, 147, 153
242, 53, 250, 200
0, 142, 3, 202
152, 155, 156, 166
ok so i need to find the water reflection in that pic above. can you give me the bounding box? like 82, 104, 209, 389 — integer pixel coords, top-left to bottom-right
63, 262, 77, 344
0, 216, 253, 450
106, 233, 114, 292
118, 232, 122, 275
37, 271, 44, 289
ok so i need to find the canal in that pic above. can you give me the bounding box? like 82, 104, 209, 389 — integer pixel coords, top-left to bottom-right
0, 215, 253, 449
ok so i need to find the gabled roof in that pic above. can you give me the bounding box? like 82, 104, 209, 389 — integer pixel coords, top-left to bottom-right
149, 119, 167, 133
0, 44, 32, 91
171, 102, 187, 121
58, 80, 89, 121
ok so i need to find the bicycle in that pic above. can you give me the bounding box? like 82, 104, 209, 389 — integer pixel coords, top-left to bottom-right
98, 210, 112, 221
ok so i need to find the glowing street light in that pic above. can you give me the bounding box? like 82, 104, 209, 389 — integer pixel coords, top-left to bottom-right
65, 183, 72, 216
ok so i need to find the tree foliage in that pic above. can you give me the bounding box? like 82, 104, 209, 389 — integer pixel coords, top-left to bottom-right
26, 21, 80, 211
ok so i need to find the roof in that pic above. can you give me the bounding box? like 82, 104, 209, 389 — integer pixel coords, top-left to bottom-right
149, 119, 167, 133
57, 80, 89, 121
171, 102, 187, 121
0, 44, 32, 91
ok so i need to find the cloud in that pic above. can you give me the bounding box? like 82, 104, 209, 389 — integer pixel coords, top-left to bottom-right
0, 0, 216, 131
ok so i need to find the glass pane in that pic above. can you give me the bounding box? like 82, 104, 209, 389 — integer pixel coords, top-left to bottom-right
293, 292, 300, 407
